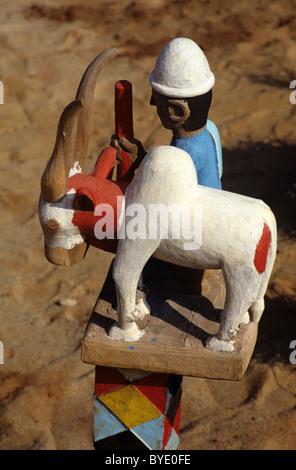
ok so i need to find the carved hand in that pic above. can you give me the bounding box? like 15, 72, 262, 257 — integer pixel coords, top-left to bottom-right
111, 135, 147, 164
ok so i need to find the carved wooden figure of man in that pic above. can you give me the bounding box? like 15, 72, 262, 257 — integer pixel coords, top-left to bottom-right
113, 38, 223, 302
39, 47, 277, 450
109, 39, 277, 352
150, 37, 222, 189
115, 38, 222, 189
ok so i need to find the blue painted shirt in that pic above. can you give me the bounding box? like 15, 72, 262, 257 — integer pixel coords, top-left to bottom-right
170, 126, 222, 190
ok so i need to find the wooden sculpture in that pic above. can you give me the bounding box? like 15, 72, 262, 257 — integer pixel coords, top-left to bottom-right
39, 44, 277, 450
115, 38, 223, 190
39, 47, 184, 450
39, 48, 130, 266
110, 144, 277, 351
39, 46, 277, 353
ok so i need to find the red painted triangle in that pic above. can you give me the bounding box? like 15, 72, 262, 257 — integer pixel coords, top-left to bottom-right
133, 373, 169, 415
162, 416, 172, 450
172, 401, 182, 435
95, 366, 128, 397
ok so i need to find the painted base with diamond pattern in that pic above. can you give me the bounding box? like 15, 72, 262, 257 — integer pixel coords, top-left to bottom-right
94, 366, 182, 450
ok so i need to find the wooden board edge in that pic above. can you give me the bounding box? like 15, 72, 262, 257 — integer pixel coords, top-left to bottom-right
81, 322, 258, 380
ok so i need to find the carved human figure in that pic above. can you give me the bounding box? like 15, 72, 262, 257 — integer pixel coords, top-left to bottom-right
113, 38, 223, 296
114, 38, 222, 189
108, 40, 276, 350
38, 47, 277, 354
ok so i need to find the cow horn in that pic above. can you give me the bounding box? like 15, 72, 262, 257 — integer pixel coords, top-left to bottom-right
41, 99, 83, 202
41, 47, 118, 203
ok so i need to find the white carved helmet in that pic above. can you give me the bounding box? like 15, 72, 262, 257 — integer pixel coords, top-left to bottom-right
150, 38, 215, 98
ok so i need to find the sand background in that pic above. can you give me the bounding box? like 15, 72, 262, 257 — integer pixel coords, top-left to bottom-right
0, 0, 295, 450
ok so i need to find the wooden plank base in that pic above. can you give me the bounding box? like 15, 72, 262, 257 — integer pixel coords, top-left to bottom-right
81, 287, 258, 381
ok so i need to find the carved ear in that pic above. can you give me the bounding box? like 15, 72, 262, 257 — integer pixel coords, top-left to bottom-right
167, 99, 190, 123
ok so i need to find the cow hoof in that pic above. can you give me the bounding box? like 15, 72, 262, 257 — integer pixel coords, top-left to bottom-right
205, 335, 235, 352
108, 321, 145, 341
239, 311, 250, 325
133, 297, 151, 320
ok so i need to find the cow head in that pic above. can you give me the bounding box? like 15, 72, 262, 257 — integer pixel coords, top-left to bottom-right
39, 48, 128, 266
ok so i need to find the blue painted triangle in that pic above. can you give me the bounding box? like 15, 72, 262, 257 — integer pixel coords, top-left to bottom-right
130, 415, 165, 450
164, 427, 180, 450
94, 397, 128, 442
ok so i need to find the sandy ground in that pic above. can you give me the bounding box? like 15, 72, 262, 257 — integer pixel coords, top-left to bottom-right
0, 0, 295, 450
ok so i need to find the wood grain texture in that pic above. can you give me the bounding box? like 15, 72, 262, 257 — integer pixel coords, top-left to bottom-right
81, 287, 258, 381
44, 242, 88, 266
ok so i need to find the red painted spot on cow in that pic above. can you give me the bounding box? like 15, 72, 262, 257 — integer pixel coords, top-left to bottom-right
254, 223, 271, 273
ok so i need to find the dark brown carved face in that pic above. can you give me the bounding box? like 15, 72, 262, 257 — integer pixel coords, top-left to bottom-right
150, 90, 179, 130
150, 89, 191, 135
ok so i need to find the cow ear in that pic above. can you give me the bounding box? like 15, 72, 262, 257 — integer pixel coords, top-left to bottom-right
167, 99, 190, 123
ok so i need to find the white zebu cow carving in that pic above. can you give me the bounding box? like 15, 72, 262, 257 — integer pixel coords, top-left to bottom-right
110, 145, 277, 352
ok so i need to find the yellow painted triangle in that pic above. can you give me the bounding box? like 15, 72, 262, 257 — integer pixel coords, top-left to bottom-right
99, 384, 161, 429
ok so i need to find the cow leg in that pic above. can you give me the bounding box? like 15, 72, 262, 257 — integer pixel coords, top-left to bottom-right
109, 238, 160, 341
206, 267, 260, 352
249, 233, 276, 323
135, 272, 151, 319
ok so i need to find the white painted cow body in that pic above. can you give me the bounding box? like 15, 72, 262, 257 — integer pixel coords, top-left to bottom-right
110, 145, 277, 351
